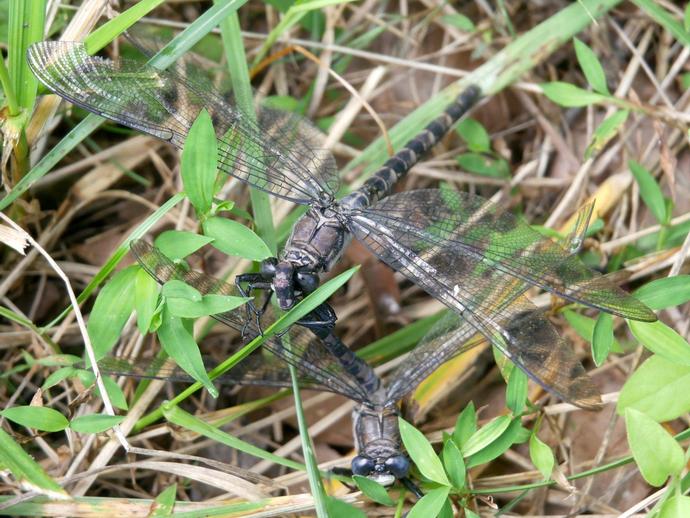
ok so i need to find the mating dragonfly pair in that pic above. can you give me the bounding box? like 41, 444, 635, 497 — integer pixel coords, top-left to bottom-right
27, 38, 655, 489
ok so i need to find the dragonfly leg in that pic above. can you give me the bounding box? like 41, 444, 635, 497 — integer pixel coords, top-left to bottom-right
295, 302, 337, 338
401, 477, 423, 499
235, 272, 273, 334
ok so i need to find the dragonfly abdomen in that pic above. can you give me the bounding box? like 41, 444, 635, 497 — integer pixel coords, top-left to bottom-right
341, 85, 481, 210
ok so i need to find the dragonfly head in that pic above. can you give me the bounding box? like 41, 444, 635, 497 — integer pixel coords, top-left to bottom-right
351, 453, 410, 486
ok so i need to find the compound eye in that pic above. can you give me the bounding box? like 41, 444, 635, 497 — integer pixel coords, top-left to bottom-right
296, 271, 319, 293
260, 258, 277, 275
351, 455, 376, 476
384, 455, 410, 479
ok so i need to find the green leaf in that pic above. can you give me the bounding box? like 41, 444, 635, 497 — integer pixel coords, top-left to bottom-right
87, 265, 138, 360
529, 433, 554, 479
325, 496, 367, 518
181, 109, 218, 217
660, 495, 690, 518
625, 407, 684, 487
541, 81, 609, 107
42, 367, 76, 390
151, 483, 177, 517
464, 508, 480, 518
1, 406, 68, 432
442, 438, 466, 489
166, 294, 248, 319
456, 152, 510, 178
456, 118, 490, 152
353, 475, 394, 506
629, 320, 690, 366
398, 417, 450, 485
162, 280, 202, 302
462, 415, 511, 456
635, 276, 690, 310
585, 110, 628, 159
157, 307, 217, 397
629, 160, 668, 224
69, 414, 125, 434
573, 38, 609, 95
466, 418, 523, 468
686, 3, 690, 32
592, 313, 613, 366
618, 355, 690, 421
135, 267, 159, 334
441, 13, 475, 32
406, 486, 451, 518
204, 216, 273, 261
506, 366, 528, 414
453, 402, 477, 447
78, 370, 129, 411
155, 230, 214, 260
0, 427, 68, 498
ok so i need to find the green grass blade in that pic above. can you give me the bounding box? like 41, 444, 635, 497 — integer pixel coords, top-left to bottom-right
84, 0, 166, 55
218, 8, 277, 253
8, 0, 45, 111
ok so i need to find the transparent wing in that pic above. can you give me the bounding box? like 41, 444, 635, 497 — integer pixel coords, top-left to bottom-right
27, 41, 338, 204
356, 189, 655, 322
130, 240, 372, 404
347, 207, 602, 408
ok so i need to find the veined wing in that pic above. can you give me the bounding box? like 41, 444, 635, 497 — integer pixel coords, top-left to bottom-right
130, 240, 372, 404
357, 189, 655, 322
347, 210, 602, 408
26, 41, 338, 204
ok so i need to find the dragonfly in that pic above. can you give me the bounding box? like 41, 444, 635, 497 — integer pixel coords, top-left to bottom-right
97, 239, 604, 489
28, 38, 656, 477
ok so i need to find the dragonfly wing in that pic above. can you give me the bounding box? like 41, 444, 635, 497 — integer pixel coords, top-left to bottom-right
358, 189, 655, 322
26, 41, 338, 204
130, 240, 372, 404
348, 214, 602, 408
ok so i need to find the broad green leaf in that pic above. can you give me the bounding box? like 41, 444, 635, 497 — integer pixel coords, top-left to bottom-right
453, 402, 477, 447
325, 496, 367, 518
204, 216, 272, 261
462, 415, 511, 456
135, 267, 159, 334
660, 495, 690, 518
529, 433, 554, 479
618, 355, 690, 421
398, 417, 450, 485
456, 118, 490, 152
69, 414, 125, 434
406, 486, 451, 518
456, 152, 510, 178
506, 367, 528, 414
151, 484, 177, 517
42, 366, 76, 390
87, 265, 138, 360
686, 3, 690, 32
592, 313, 613, 366
157, 308, 217, 397
464, 508, 480, 518
442, 438, 465, 489
629, 160, 668, 224
1, 406, 68, 432
155, 230, 214, 260
635, 276, 690, 310
441, 13, 475, 32
629, 320, 690, 366
162, 280, 202, 302
181, 109, 217, 216
353, 475, 394, 506
0, 428, 68, 498
466, 419, 524, 468
438, 499, 454, 518
78, 371, 129, 411
625, 408, 684, 487
573, 38, 609, 95
564, 310, 621, 351
166, 293, 248, 319
585, 110, 628, 159
541, 81, 609, 107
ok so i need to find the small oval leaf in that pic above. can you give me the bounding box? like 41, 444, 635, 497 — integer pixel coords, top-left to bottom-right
398, 417, 450, 485
635, 276, 690, 310
181, 109, 218, 217
162, 280, 202, 302
573, 38, 609, 95
69, 414, 125, 434
592, 313, 613, 366
353, 475, 394, 506
625, 408, 684, 487
442, 438, 466, 489
529, 433, 555, 480
204, 216, 272, 261
462, 415, 511, 457
629, 319, 690, 366
541, 81, 608, 107
166, 294, 249, 319
629, 160, 668, 224
1, 406, 69, 432
406, 486, 451, 518
155, 230, 214, 260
